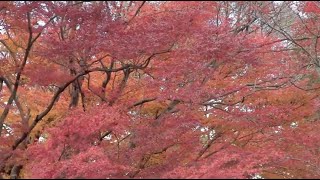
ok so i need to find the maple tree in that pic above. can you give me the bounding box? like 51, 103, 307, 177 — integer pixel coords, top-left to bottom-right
1, 1, 320, 179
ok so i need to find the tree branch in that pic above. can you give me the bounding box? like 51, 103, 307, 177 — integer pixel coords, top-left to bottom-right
127, 1, 146, 24
128, 98, 157, 109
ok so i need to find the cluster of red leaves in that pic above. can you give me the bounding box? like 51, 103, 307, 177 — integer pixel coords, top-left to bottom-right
2, 1, 320, 179
25, 104, 130, 178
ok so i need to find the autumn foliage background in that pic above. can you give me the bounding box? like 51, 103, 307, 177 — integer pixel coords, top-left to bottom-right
1, 1, 320, 179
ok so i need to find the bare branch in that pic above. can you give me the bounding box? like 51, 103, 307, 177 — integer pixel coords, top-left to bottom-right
127, 1, 146, 24
128, 98, 157, 109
